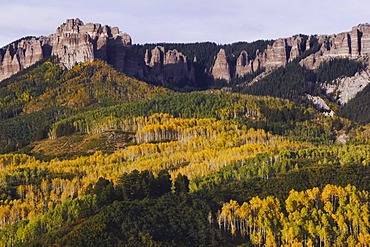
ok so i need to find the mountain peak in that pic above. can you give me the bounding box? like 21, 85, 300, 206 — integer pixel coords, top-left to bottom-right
0, 18, 134, 80
56, 18, 85, 33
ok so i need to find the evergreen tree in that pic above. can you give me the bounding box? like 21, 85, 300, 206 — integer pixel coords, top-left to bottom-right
174, 174, 190, 194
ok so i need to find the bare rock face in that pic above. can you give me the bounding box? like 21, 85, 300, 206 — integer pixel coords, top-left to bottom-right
148, 46, 165, 67
164, 49, 191, 84
0, 18, 134, 81
264, 38, 288, 69
15, 37, 45, 70
0, 37, 45, 81
321, 70, 370, 105
50, 19, 94, 69
1, 46, 20, 80
50, 18, 132, 70
288, 36, 304, 62
234, 35, 306, 77
3, 19, 370, 91
145, 46, 165, 82
300, 24, 370, 69
212, 49, 231, 82
0, 18, 192, 86
261, 36, 306, 70
252, 50, 263, 72
330, 32, 351, 57
143, 46, 194, 86
306, 94, 331, 111
235, 50, 252, 77
359, 24, 370, 55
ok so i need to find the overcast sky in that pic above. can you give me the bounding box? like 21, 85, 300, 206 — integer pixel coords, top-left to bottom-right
1, 0, 369, 47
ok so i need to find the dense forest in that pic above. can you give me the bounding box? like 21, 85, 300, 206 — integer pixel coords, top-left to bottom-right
0, 56, 369, 246
239, 58, 365, 101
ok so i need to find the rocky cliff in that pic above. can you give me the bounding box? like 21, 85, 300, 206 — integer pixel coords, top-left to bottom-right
322, 69, 370, 105
0, 37, 47, 81
0, 18, 132, 81
212, 35, 307, 81
212, 49, 231, 82
235, 51, 252, 78
300, 24, 370, 69
211, 24, 370, 85
143, 46, 194, 86
49, 18, 132, 71
2, 19, 370, 91
0, 18, 192, 86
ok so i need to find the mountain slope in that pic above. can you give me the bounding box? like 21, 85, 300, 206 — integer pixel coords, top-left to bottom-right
339, 83, 370, 124
0, 59, 170, 153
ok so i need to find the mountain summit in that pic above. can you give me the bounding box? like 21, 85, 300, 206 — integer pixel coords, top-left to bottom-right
0, 18, 131, 81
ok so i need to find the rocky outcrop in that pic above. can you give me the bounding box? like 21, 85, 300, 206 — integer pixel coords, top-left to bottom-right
264, 38, 288, 70
164, 49, 192, 84
0, 18, 133, 81
0, 18, 192, 86
0, 37, 46, 81
359, 25, 370, 55
321, 70, 370, 105
263, 36, 306, 69
288, 36, 305, 62
306, 94, 331, 112
233, 24, 370, 80
235, 51, 252, 77
143, 46, 194, 86
50, 19, 94, 69
49, 18, 132, 70
300, 24, 370, 69
233, 35, 306, 78
212, 49, 231, 82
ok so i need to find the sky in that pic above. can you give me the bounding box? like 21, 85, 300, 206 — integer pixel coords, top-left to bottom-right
1, 0, 369, 47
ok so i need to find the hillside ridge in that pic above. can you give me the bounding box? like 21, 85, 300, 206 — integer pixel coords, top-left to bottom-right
1, 19, 370, 88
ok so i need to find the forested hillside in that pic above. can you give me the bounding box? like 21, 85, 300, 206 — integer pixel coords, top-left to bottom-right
339, 84, 370, 124
0, 59, 169, 153
239, 58, 365, 102
0, 57, 369, 246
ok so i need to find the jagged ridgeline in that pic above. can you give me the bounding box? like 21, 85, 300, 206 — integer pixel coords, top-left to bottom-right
130, 40, 274, 87
0, 18, 274, 90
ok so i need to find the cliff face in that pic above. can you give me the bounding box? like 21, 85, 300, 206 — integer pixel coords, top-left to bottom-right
213, 35, 306, 81
211, 24, 370, 83
0, 37, 46, 81
2, 20, 370, 90
0, 18, 132, 81
322, 70, 370, 105
49, 18, 132, 70
235, 51, 252, 77
212, 49, 231, 82
0, 18, 192, 86
50, 19, 94, 69
300, 24, 370, 69
143, 46, 194, 86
